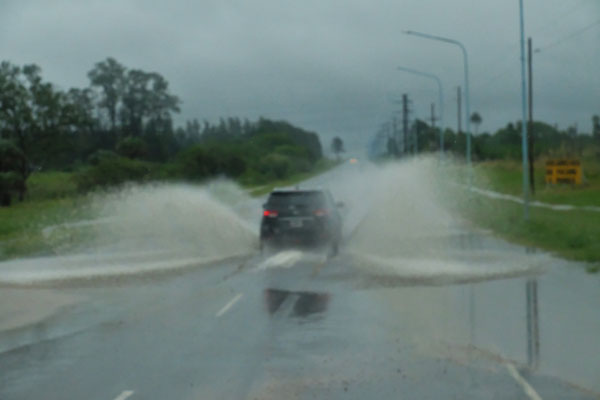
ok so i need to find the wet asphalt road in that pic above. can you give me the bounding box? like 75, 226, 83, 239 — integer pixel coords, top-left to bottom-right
0, 248, 598, 400
1, 162, 599, 399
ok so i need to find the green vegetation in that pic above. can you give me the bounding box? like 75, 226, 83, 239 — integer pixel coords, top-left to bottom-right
451, 192, 600, 270
0, 58, 325, 202
446, 150, 600, 269
373, 112, 600, 163
247, 158, 341, 196
0, 140, 28, 206
0, 196, 93, 259
471, 145, 600, 206
27, 172, 78, 201
330, 137, 345, 160
0, 58, 334, 259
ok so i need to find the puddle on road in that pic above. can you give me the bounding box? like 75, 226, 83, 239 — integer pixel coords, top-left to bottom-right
264, 289, 330, 318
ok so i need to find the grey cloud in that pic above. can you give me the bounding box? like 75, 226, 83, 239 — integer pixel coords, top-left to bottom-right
0, 0, 598, 151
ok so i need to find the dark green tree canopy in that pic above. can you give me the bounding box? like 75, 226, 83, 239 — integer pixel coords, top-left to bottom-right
331, 136, 345, 159
0, 139, 28, 205
471, 112, 482, 126
88, 57, 126, 131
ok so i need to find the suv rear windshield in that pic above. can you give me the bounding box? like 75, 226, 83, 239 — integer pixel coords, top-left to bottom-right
267, 191, 326, 207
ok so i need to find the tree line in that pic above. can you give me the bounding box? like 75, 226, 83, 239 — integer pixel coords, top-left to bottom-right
0, 58, 323, 205
374, 112, 600, 161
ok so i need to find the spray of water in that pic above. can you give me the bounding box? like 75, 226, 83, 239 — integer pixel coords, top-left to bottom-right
339, 157, 547, 285
0, 180, 259, 286
0, 156, 548, 286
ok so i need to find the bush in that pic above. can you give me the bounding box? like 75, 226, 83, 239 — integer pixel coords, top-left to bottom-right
0, 172, 23, 206
75, 157, 151, 192
258, 153, 292, 180
87, 150, 119, 166
169, 146, 219, 181
26, 172, 78, 201
291, 158, 312, 173
168, 145, 248, 181
274, 144, 309, 159
116, 136, 148, 160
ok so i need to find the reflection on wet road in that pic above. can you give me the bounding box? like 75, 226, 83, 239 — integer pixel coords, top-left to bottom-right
0, 241, 598, 400
264, 288, 330, 317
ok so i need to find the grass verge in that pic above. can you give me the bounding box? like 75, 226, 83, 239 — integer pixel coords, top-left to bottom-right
472, 158, 600, 206
446, 161, 600, 272
245, 158, 342, 197
0, 197, 94, 260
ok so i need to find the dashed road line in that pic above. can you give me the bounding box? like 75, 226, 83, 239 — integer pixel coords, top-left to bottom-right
113, 390, 134, 400
216, 293, 244, 317
505, 363, 543, 400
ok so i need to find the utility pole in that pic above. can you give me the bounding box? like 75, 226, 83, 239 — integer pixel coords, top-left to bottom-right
519, 0, 530, 220
430, 103, 437, 129
528, 37, 535, 194
526, 277, 540, 369
457, 86, 462, 135
396, 66, 444, 159
402, 94, 409, 155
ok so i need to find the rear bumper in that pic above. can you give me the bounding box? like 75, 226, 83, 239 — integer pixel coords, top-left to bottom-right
260, 227, 333, 247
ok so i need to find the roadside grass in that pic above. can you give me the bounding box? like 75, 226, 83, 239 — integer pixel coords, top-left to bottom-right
451, 192, 600, 269
27, 171, 79, 201
472, 154, 600, 207
0, 171, 91, 259
245, 158, 342, 197
0, 196, 94, 260
446, 156, 600, 271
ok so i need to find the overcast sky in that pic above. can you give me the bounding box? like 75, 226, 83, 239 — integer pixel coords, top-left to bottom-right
1, 0, 599, 151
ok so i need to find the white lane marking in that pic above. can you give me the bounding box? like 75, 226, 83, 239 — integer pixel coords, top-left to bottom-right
216, 293, 244, 317
255, 250, 304, 271
113, 390, 134, 400
505, 363, 543, 400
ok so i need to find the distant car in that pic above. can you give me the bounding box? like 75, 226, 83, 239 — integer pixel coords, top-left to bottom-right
260, 189, 343, 254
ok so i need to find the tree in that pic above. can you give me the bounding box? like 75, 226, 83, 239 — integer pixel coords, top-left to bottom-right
0, 62, 33, 152
119, 69, 180, 137
593, 115, 600, 141
88, 57, 126, 133
331, 136, 345, 160
0, 140, 28, 205
0, 62, 87, 169
22, 64, 81, 168
470, 112, 482, 135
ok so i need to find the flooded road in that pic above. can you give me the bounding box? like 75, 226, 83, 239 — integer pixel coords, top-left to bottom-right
0, 159, 599, 399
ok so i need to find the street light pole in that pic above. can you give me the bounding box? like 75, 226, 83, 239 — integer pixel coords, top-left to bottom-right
396, 66, 445, 159
403, 30, 471, 183
518, 0, 530, 220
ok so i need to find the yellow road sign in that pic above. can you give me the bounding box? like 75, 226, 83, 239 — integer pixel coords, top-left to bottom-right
545, 159, 582, 185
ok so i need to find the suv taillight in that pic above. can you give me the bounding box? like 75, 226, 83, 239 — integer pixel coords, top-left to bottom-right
263, 210, 278, 218
313, 209, 329, 217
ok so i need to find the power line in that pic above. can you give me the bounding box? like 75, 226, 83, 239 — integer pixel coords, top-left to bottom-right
529, 0, 593, 36
473, 0, 593, 86
473, 18, 600, 91
535, 19, 600, 52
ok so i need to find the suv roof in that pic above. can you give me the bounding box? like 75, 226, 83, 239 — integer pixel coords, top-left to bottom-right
266, 189, 332, 206
270, 186, 324, 193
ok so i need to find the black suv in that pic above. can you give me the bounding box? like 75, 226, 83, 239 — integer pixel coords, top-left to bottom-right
260, 189, 343, 254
